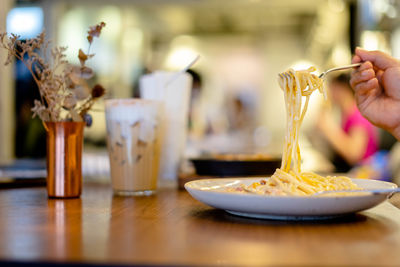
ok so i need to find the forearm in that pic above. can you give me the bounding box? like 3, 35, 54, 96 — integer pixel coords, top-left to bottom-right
322, 126, 366, 165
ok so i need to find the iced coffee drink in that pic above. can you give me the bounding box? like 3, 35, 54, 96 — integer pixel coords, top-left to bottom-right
105, 99, 161, 196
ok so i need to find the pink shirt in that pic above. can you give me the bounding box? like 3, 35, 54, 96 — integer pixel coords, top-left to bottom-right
342, 105, 378, 160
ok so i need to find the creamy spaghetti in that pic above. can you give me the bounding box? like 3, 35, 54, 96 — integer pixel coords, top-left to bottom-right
235, 67, 360, 196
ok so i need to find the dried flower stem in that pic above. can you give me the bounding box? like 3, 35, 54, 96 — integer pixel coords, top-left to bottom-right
0, 22, 106, 122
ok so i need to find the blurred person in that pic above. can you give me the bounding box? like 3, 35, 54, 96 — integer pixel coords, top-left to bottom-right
186, 69, 205, 138
186, 69, 230, 138
184, 69, 233, 158
316, 73, 378, 172
226, 91, 257, 133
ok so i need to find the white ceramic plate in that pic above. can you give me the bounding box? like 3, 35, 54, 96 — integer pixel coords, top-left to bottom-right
185, 178, 397, 220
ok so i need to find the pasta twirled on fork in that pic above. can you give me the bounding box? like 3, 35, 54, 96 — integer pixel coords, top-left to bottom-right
236, 67, 360, 196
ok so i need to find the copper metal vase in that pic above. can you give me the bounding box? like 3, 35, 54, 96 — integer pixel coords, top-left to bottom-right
44, 121, 85, 198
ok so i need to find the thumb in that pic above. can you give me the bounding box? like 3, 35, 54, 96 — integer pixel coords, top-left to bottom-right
355, 47, 399, 70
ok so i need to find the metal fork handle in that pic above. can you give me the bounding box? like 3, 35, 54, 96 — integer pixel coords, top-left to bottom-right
319, 63, 362, 78
313, 187, 400, 196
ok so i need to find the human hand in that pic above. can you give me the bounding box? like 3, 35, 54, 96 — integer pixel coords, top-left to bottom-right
350, 47, 400, 139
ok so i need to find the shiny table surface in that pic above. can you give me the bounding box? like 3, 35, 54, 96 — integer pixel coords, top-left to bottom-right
1, 183, 400, 266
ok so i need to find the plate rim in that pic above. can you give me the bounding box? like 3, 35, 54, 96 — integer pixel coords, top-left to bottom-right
184, 177, 397, 219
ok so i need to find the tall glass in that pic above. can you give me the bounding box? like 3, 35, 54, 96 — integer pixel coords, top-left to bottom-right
140, 71, 192, 182
105, 99, 162, 196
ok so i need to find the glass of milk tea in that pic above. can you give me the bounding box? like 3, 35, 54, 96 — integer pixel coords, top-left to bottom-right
105, 98, 162, 196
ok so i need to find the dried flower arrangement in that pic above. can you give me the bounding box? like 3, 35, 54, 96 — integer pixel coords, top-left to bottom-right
0, 22, 106, 125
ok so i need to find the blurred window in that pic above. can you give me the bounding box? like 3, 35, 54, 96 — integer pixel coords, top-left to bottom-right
7, 7, 43, 39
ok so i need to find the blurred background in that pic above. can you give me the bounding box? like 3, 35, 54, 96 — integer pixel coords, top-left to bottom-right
1, 0, 400, 181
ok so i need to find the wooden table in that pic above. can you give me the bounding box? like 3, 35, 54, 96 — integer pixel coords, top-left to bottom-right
1, 183, 400, 266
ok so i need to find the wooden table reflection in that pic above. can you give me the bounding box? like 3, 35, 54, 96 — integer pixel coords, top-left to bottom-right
1, 183, 400, 266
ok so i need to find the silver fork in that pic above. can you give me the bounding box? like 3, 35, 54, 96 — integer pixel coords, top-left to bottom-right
318, 63, 361, 78
278, 63, 361, 80
278, 72, 290, 80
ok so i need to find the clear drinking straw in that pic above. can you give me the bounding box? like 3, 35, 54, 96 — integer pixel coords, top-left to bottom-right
164, 55, 201, 87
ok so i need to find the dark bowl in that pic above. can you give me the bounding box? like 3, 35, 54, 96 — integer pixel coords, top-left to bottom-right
190, 157, 281, 177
